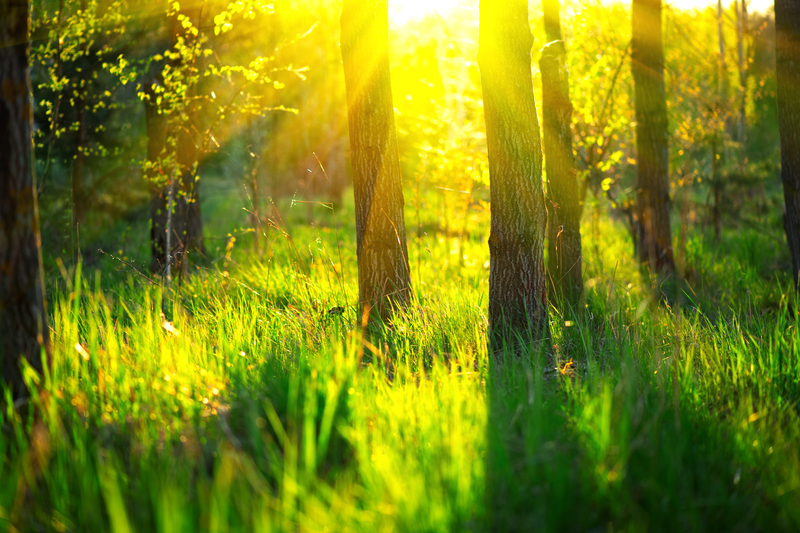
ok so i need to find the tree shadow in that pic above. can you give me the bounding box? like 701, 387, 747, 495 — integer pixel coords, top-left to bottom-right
484, 308, 800, 532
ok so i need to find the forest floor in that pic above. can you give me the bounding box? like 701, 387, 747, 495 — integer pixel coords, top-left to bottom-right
2, 178, 800, 532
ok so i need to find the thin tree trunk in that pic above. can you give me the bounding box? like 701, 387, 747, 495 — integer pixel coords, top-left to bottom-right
0, 0, 51, 398
341, 0, 412, 324
541, 40, 582, 308
171, 9, 204, 278
145, 77, 168, 274
776, 0, 800, 289
479, 0, 548, 347
631, 0, 674, 274
737, 0, 748, 168
72, 98, 86, 224
711, 0, 727, 241
148, 11, 205, 276
71, 0, 88, 225
543, 0, 562, 43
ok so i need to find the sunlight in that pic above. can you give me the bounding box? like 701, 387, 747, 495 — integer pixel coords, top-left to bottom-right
389, 0, 461, 25
667, 0, 772, 12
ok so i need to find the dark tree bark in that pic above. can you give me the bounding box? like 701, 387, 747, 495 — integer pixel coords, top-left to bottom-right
541, 40, 582, 308
776, 0, 800, 289
543, 0, 562, 43
631, 0, 674, 274
0, 0, 50, 398
341, 0, 412, 324
479, 0, 548, 347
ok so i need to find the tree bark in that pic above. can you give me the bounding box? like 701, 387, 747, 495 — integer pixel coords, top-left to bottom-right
479, 0, 548, 347
631, 0, 674, 274
543, 0, 562, 43
341, 0, 412, 324
776, 0, 800, 289
541, 40, 582, 309
0, 0, 50, 398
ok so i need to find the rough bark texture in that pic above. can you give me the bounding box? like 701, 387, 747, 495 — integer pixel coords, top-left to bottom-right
631, 0, 674, 274
543, 0, 562, 43
541, 41, 582, 308
479, 0, 548, 347
0, 0, 50, 398
341, 0, 412, 324
776, 0, 800, 289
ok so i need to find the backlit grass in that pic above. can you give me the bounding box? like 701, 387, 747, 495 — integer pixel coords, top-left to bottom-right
2, 189, 800, 532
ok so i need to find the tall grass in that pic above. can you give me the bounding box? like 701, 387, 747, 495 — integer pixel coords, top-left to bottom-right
2, 192, 800, 532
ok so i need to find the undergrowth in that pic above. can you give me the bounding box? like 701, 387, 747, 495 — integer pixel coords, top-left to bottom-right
2, 190, 800, 532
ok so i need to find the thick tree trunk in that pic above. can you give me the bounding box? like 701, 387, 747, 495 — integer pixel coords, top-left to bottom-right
776, 0, 800, 289
0, 0, 50, 398
543, 0, 562, 43
631, 0, 674, 274
479, 0, 548, 347
541, 41, 582, 308
341, 0, 412, 324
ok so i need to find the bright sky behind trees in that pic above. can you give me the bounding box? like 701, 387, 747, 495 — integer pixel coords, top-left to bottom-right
390, 0, 773, 25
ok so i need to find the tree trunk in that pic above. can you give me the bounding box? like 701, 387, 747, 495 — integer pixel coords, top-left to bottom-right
479, 0, 548, 347
0, 0, 50, 398
543, 0, 562, 43
147, 11, 205, 277
71, 0, 88, 225
737, 0, 748, 168
541, 40, 582, 309
776, 0, 800, 289
711, 0, 727, 242
72, 96, 86, 225
341, 0, 412, 324
631, 0, 674, 274
145, 77, 169, 274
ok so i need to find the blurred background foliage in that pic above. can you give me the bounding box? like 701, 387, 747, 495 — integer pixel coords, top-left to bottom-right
27, 0, 784, 294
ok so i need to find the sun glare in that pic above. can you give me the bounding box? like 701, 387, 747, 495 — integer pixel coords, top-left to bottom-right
389, 0, 773, 26
389, 0, 461, 25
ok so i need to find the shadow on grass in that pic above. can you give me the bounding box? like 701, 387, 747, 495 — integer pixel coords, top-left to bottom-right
485, 304, 800, 532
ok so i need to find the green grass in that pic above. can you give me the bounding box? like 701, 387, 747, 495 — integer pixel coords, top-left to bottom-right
2, 186, 800, 532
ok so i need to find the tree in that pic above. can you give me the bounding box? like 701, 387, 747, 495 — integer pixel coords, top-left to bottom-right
631, 0, 674, 274
341, 0, 412, 324
776, 0, 800, 289
479, 0, 548, 347
1, 0, 50, 397
541, 38, 582, 309
543, 0, 562, 43
147, 8, 206, 277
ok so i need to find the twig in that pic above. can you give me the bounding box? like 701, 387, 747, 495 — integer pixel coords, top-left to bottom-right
97, 249, 162, 287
